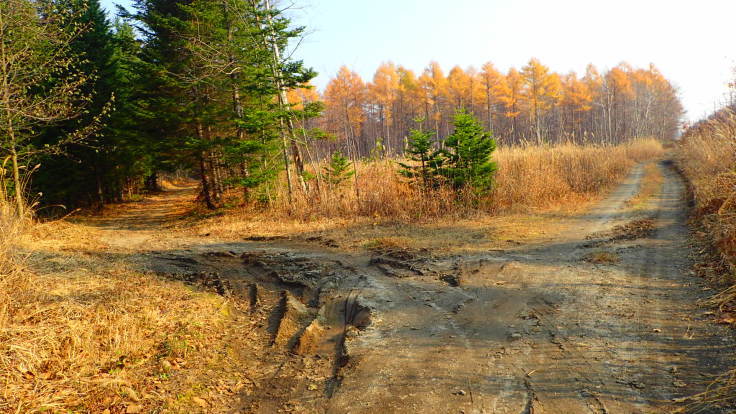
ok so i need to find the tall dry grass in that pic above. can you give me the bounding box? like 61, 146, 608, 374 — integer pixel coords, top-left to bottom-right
268, 138, 664, 221
677, 109, 736, 276
676, 108, 736, 412
0, 188, 30, 343
0, 195, 245, 412
490, 138, 663, 212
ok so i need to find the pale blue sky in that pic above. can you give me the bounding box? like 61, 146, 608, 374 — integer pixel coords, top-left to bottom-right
101, 0, 736, 121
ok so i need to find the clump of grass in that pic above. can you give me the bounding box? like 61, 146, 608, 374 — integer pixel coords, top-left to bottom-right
706, 285, 736, 312
0, 191, 33, 386
684, 368, 736, 413
584, 251, 620, 264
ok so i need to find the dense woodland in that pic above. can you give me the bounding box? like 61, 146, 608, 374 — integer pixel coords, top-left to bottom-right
0, 0, 684, 214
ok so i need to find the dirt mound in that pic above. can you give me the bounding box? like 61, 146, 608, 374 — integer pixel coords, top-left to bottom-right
583, 218, 655, 247
240, 251, 345, 291
244, 235, 287, 241
440, 259, 523, 287
304, 235, 340, 248
273, 291, 313, 348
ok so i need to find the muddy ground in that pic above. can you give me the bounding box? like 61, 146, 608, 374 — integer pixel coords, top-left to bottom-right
82, 161, 735, 413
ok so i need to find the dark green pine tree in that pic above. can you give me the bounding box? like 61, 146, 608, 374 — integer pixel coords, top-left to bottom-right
31, 0, 117, 211
100, 19, 159, 201
323, 151, 354, 187
129, 0, 199, 193
398, 126, 443, 191
440, 110, 498, 194
129, 0, 317, 209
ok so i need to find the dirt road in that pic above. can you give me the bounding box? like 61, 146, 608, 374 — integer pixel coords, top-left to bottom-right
84, 161, 735, 413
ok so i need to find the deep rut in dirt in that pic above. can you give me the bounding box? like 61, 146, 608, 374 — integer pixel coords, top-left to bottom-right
90, 161, 735, 413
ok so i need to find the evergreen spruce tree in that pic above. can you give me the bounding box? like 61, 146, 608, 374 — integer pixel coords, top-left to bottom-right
129, 0, 317, 209
323, 151, 354, 186
32, 0, 118, 210
440, 110, 497, 194
398, 127, 443, 190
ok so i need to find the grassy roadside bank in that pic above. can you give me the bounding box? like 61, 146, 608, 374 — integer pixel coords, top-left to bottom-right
0, 210, 254, 412
675, 109, 736, 411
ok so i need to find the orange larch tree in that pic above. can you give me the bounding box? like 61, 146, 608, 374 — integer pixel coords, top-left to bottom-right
520, 58, 561, 142
447, 65, 471, 111
368, 62, 400, 152
395, 66, 425, 144
323, 66, 366, 145
479, 62, 504, 132
560, 72, 593, 141
419, 61, 449, 138
316, 60, 682, 155
497, 68, 524, 143
602, 64, 634, 142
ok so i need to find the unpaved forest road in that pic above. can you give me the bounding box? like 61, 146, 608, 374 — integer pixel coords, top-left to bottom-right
85, 161, 735, 414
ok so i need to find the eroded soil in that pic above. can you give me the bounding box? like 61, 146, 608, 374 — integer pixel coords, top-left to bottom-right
80, 161, 735, 413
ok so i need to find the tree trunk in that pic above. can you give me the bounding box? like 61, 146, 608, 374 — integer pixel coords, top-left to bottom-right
260, 0, 308, 195
94, 156, 105, 210
279, 117, 294, 207
7, 120, 23, 216
196, 121, 218, 209
10, 146, 22, 216
199, 152, 215, 209
205, 125, 224, 203
486, 88, 493, 132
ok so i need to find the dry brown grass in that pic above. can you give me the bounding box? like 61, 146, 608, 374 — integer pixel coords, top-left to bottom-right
189, 138, 664, 254
684, 369, 736, 413
626, 162, 664, 210
677, 110, 736, 281
676, 108, 736, 411
489, 138, 663, 213
257, 137, 665, 221
0, 201, 252, 412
